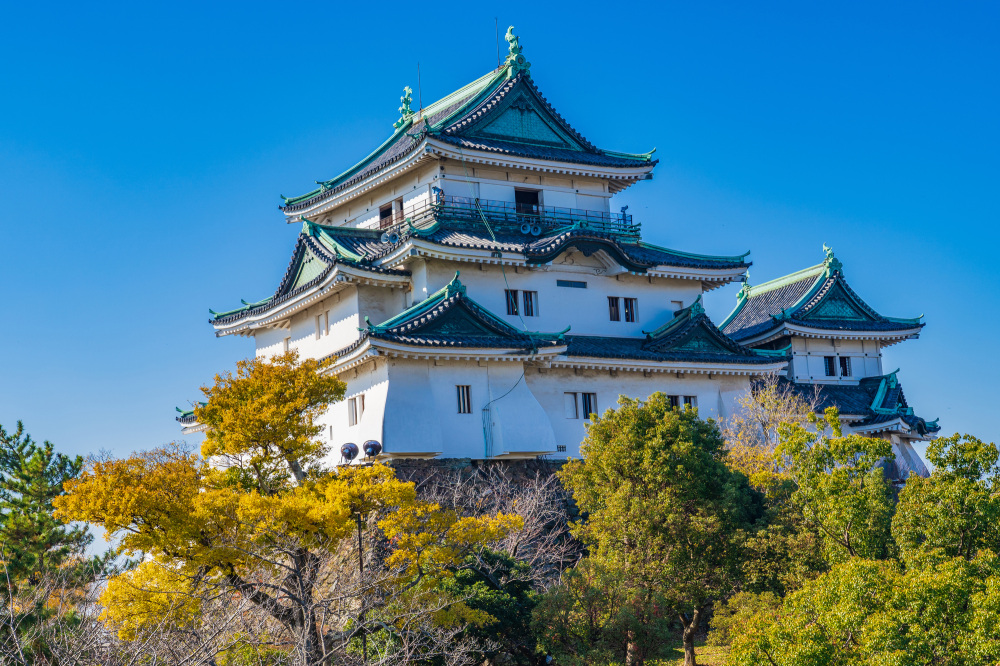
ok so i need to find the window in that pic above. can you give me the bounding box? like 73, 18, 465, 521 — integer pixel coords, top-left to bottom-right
667, 395, 681, 408
348, 398, 359, 426
522, 291, 538, 317
325, 310, 331, 335
556, 445, 567, 453
514, 189, 540, 215
283, 337, 291, 353
379, 203, 393, 229
839, 356, 852, 377
824, 356, 837, 377
581, 393, 598, 419
557, 279, 587, 289
505, 289, 519, 316
608, 296, 621, 321
315, 314, 323, 340
564, 392, 579, 419
683, 396, 698, 409
624, 298, 638, 323
457, 385, 472, 414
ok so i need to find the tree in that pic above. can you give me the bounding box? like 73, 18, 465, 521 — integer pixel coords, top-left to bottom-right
554, 394, 765, 666
54, 352, 521, 666
893, 433, 1000, 560
0, 421, 102, 664
778, 409, 895, 562
723, 374, 816, 497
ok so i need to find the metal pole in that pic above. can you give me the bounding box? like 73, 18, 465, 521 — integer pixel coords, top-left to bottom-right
357, 514, 367, 662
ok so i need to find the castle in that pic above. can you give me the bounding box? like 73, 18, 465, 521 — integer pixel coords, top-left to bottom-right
179, 29, 938, 479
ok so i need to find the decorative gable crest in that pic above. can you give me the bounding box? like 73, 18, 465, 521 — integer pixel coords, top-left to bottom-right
394, 86, 414, 129
643, 296, 756, 357
467, 87, 584, 150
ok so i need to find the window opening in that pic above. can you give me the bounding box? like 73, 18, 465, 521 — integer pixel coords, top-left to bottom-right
556, 445, 567, 453
505, 289, 519, 316
608, 297, 621, 322
523, 291, 538, 317
457, 385, 472, 414
379, 204, 393, 229
557, 280, 587, 289
564, 392, 579, 419
624, 298, 638, 323
581, 393, 598, 419
514, 189, 540, 216
348, 398, 358, 426
824, 356, 837, 377
839, 356, 852, 377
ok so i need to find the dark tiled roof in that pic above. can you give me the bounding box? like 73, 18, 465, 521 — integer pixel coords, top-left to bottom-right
327, 223, 748, 272
722, 253, 923, 341
777, 374, 940, 436
282, 68, 655, 212
559, 298, 784, 366
210, 233, 410, 325
564, 335, 779, 365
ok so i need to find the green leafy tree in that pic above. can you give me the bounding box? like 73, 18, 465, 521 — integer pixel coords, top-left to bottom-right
532, 558, 673, 666
441, 549, 540, 664
552, 394, 765, 666
778, 409, 895, 562
893, 433, 1000, 560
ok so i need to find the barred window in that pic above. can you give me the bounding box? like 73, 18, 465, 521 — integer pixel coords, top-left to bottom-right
839, 356, 852, 377
824, 356, 837, 377
581, 393, 598, 419
522, 291, 538, 317
457, 385, 472, 414
608, 297, 621, 321
505, 289, 519, 316
624, 298, 638, 323
556, 445, 567, 453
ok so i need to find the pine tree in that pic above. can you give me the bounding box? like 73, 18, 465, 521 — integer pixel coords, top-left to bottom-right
0, 421, 91, 589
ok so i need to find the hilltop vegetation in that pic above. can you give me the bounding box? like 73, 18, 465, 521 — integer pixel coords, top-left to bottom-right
3, 353, 999, 665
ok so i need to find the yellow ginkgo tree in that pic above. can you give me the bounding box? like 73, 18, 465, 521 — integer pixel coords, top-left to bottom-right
54, 352, 521, 666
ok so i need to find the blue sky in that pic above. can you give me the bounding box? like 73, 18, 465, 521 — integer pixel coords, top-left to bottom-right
1, 1, 997, 460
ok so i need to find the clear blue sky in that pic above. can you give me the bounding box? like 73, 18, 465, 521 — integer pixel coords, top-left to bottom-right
1, 1, 997, 460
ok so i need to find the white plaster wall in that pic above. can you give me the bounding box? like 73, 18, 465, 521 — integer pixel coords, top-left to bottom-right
526, 367, 750, 457
252, 285, 398, 362
418, 258, 703, 338
323, 359, 389, 465
791, 337, 884, 383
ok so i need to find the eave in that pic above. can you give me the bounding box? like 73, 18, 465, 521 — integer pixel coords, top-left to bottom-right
376, 239, 748, 287
426, 138, 655, 193
548, 356, 788, 376
849, 417, 936, 441
323, 336, 568, 375
212, 265, 411, 337
734, 322, 924, 348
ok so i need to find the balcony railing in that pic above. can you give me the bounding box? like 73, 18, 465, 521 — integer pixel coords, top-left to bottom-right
391, 195, 640, 239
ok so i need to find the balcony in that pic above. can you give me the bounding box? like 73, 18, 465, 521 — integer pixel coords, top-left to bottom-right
392, 195, 641, 239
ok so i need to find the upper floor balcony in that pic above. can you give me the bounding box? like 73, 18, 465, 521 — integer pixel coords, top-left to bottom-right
384, 194, 641, 240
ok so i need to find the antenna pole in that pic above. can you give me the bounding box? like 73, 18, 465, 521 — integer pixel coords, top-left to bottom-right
495, 18, 500, 69
417, 63, 423, 111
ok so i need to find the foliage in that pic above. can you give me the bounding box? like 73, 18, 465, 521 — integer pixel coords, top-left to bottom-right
723, 374, 815, 497
555, 394, 765, 665
532, 558, 674, 665
54, 352, 521, 665
893, 433, 1000, 560
0, 421, 107, 664
721, 431, 1000, 666
778, 409, 895, 563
